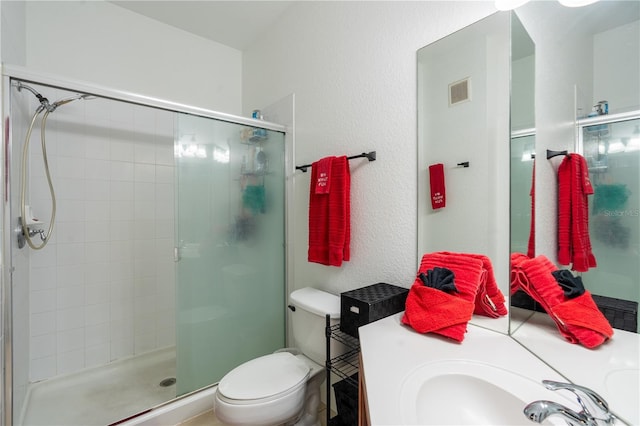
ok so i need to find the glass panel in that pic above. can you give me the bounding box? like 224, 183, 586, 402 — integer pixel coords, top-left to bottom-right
510, 134, 535, 255
8, 82, 180, 425
582, 117, 640, 327
175, 113, 286, 395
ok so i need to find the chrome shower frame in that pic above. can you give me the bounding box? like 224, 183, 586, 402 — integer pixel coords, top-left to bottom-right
1, 65, 294, 426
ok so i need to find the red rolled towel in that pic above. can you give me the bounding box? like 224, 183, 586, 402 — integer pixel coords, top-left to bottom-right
402, 253, 483, 342
554, 291, 613, 349
429, 163, 446, 209
402, 281, 475, 342
510, 253, 613, 348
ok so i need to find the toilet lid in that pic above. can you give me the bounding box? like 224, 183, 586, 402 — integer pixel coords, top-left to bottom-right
218, 352, 310, 401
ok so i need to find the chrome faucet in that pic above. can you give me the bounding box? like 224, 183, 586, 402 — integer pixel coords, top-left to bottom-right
524, 380, 621, 426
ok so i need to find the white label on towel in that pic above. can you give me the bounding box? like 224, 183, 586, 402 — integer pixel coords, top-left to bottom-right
350, 306, 360, 314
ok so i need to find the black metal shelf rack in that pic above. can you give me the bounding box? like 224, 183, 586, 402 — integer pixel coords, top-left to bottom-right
325, 315, 360, 426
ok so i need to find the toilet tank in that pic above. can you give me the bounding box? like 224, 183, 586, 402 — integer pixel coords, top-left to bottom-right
289, 287, 344, 365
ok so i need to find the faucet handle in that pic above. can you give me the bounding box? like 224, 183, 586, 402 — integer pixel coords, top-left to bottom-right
542, 380, 613, 423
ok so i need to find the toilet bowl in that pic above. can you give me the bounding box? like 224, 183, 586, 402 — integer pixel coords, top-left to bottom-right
213, 287, 344, 426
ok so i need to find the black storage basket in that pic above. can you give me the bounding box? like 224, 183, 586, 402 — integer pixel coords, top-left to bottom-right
340, 283, 408, 337
331, 374, 358, 426
592, 295, 638, 333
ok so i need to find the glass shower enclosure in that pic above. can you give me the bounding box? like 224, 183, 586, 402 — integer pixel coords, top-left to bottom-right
2, 70, 287, 425
174, 113, 286, 395
579, 114, 640, 328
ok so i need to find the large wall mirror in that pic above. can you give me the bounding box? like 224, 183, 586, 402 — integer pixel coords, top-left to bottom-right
417, 11, 512, 335
510, 2, 639, 423
419, 2, 639, 423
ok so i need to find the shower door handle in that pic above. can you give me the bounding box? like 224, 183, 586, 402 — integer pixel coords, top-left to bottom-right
174, 247, 181, 262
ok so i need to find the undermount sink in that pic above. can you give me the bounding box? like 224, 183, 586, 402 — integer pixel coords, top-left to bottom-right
605, 368, 639, 420
398, 360, 571, 425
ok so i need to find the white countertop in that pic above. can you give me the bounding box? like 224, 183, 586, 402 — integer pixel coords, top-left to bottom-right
359, 313, 568, 425
511, 310, 640, 425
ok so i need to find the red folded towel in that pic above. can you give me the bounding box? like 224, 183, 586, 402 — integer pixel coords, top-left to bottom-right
557, 154, 597, 272
510, 252, 531, 295
402, 283, 475, 342
308, 156, 351, 267
402, 252, 484, 342
553, 291, 614, 349
510, 253, 613, 348
470, 254, 508, 318
435, 251, 507, 318
428, 163, 446, 209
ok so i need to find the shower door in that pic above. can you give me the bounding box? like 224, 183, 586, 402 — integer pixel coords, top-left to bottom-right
174, 113, 286, 395
581, 117, 640, 328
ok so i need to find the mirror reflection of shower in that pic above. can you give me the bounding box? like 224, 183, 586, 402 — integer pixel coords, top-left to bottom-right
13, 81, 95, 250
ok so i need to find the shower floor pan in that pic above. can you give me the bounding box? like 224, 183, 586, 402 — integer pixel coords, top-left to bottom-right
20, 347, 176, 426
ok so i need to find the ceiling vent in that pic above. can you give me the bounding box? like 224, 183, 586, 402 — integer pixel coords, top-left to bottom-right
449, 77, 471, 106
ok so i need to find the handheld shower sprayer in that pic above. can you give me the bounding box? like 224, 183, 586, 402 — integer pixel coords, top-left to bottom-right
13, 80, 95, 250
53, 93, 95, 109
14, 81, 93, 112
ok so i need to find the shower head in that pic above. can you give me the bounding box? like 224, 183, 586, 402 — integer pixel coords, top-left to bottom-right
13, 80, 95, 113
14, 81, 51, 112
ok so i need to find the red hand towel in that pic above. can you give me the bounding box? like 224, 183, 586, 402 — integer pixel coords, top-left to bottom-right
557, 158, 572, 265
557, 154, 597, 272
527, 161, 536, 258
429, 163, 446, 209
402, 252, 483, 342
308, 156, 351, 267
510, 253, 612, 348
314, 156, 333, 194
435, 251, 507, 318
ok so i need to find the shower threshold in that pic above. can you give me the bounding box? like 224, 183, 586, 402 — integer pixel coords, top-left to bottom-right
20, 347, 176, 426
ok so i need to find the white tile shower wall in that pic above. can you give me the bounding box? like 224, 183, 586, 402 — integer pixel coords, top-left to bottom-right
27, 89, 176, 381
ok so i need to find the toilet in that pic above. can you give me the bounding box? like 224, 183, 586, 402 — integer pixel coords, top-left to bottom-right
214, 287, 344, 426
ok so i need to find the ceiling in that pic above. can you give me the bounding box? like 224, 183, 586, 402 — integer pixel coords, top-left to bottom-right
109, 1, 296, 51
110, 1, 640, 53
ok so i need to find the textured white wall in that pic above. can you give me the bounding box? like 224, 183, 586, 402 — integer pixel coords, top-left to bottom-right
23, 1, 242, 114
594, 20, 640, 113
243, 1, 496, 296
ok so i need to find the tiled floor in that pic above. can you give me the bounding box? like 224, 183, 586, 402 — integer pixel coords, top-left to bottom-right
179, 410, 224, 426
179, 404, 330, 426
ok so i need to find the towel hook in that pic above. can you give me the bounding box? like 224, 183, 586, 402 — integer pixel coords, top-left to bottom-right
547, 149, 568, 159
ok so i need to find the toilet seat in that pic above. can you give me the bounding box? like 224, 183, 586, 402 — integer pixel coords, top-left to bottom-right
217, 352, 310, 404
